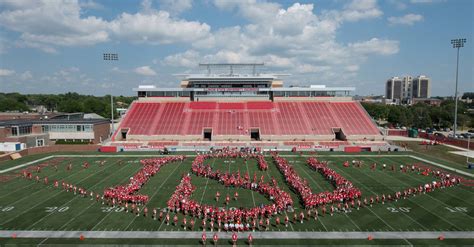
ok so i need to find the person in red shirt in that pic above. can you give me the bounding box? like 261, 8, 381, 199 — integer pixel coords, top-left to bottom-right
202, 219, 207, 230
165, 213, 170, 225
248, 233, 253, 246
201, 232, 207, 245
182, 217, 187, 230
215, 191, 220, 202
232, 232, 238, 246
213, 233, 218, 246
225, 194, 230, 205
173, 215, 178, 226
190, 218, 195, 230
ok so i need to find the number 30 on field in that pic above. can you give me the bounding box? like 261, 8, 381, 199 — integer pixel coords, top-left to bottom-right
445, 207, 468, 213
386, 207, 411, 213
0, 206, 14, 212
45, 206, 69, 212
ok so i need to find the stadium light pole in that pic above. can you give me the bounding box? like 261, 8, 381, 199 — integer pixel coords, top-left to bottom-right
103, 53, 119, 138
450, 38, 466, 138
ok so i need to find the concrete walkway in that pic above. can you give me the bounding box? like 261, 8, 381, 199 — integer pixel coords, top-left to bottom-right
0, 230, 473, 239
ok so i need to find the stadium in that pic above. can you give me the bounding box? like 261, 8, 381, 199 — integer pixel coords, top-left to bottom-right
0, 62, 472, 246
109, 63, 385, 151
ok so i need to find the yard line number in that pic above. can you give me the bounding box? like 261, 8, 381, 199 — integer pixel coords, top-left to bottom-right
387, 207, 411, 213
445, 206, 468, 213
0, 206, 14, 212
45, 206, 69, 213
101, 206, 125, 213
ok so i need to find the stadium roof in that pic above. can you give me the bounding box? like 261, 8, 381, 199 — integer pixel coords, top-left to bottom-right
134, 86, 355, 92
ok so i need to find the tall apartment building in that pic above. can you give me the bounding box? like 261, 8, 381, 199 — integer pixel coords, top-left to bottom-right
385, 77, 403, 102
385, 75, 430, 104
402, 76, 412, 99
412, 75, 431, 99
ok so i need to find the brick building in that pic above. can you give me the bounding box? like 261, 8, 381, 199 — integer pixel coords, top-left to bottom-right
0, 119, 110, 148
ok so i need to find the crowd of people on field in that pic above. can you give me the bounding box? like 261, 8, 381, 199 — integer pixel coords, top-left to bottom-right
165, 150, 293, 225
306, 157, 362, 207
273, 153, 361, 208
17, 151, 465, 232
103, 156, 185, 204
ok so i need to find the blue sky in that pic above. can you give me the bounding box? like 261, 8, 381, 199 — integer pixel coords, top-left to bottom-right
0, 0, 472, 96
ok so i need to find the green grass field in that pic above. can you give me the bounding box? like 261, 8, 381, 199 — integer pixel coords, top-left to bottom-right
0, 152, 473, 246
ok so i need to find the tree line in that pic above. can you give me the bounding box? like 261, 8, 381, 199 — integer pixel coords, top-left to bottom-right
1, 92, 473, 129
361, 97, 474, 130
0, 92, 136, 118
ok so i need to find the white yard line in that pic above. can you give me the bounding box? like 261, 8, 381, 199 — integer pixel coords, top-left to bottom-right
373, 157, 474, 216
1, 230, 472, 239
328, 161, 423, 231
26, 161, 125, 230
56, 159, 132, 231
336, 158, 460, 231
2, 163, 111, 226
89, 163, 153, 231
245, 160, 256, 207
0, 156, 55, 174
2, 164, 93, 206
263, 159, 295, 231
0, 155, 171, 174
408, 155, 474, 178
0, 169, 78, 202
198, 159, 216, 205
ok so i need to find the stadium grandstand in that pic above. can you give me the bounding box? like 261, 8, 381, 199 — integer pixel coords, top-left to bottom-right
111, 63, 384, 150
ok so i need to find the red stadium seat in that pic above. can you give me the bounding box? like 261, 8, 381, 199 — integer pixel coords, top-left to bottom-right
116, 100, 380, 139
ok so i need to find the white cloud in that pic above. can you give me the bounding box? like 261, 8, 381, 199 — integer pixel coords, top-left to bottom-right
109, 11, 210, 45
164, 1, 397, 86
0, 0, 110, 50
163, 50, 201, 68
159, 0, 193, 15
388, 14, 424, 25
0, 0, 401, 93
79, 0, 103, 9
410, 0, 444, 3
339, 0, 383, 22
388, 0, 407, 10
349, 38, 400, 55
20, 71, 32, 80
0, 68, 15, 76
134, 66, 157, 76
0, 0, 210, 52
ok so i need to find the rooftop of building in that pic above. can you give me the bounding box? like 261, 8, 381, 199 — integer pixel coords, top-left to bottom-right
0, 118, 110, 127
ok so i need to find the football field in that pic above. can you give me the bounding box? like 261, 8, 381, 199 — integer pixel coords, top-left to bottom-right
0, 152, 473, 246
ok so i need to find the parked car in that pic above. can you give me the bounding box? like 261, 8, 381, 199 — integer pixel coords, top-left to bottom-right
434, 132, 446, 138
461, 133, 472, 138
